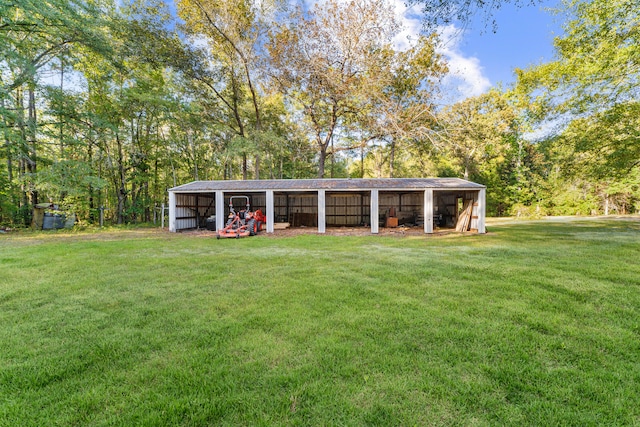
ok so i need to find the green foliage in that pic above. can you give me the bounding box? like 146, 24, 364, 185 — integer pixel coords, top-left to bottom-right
517, 0, 639, 115
437, 89, 518, 180
1, 221, 639, 424
0, 0, 112, 89
0, 166, 17, 226
35, 160, 106, 198
560, 102, 640, 179
1, 0, 638, 224
604, 169, 640, 214
516, 0, 639, 187
544, 180, 600, 216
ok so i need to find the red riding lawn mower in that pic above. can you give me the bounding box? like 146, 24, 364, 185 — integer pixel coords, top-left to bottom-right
216, 196, 266, 239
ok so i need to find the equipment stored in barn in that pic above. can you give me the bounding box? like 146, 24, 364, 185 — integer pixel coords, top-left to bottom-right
216, 196, 266, 239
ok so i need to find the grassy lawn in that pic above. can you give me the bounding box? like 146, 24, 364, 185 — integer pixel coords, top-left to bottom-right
1, 219, 639, 426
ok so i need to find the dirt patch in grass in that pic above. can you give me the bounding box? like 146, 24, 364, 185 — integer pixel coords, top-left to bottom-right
184, 225, 465, 238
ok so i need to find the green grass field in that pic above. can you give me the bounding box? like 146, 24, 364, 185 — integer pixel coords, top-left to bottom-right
1, 219, 639, 426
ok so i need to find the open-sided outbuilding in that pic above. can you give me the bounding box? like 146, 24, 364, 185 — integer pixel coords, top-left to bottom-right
168, 178, 486, 234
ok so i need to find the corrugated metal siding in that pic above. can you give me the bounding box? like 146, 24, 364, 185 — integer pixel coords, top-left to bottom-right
326, 193, 370, 226
274, 194, 288, 222
174, 193, 215, 231
379, 193, 422, 211
175, 194, 196, 231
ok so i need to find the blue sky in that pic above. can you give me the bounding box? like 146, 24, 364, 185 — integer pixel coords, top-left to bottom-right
459, 1, 562, 88
298, 0, 565, 99
170, 0, 564, 100
388, 0, 563, 100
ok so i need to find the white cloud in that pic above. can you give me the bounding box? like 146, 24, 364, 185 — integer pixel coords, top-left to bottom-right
292, 0, 492, 99
437, 25, 492, 99
383, 1, 494, 99
390, 0, 423, 51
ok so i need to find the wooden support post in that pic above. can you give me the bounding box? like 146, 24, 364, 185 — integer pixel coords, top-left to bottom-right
477, 188, 486, 234
424, 189, 433, 234
317, 189, 326, 233
215, 191, 224, 231
266, 190, 274, 233
370, 189, 379, 234
168, 192, 176, 232
286, 193, 290, 223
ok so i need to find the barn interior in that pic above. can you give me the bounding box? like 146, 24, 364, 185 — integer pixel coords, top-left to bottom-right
171, 189, 481, 232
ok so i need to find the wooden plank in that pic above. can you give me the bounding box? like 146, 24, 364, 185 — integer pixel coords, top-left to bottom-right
464, 202, 473, 231
454, 212, 466, 232
455, 203, 465, 231
455, 199, 473, 232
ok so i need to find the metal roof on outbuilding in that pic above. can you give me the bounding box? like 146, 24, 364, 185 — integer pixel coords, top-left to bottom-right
169, 178, 485, 192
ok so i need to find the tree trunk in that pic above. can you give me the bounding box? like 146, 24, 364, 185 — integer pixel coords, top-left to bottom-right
154, 153, 159, 213
131, 181, 138, 222
244, 62, 261, 181
389, 139, 396, 178
15, 88, 29, 214
242, 153, 247, 180
116, 131, 126, 224
330, 136, 334, 178
190, 133, 199, 180
1, 96, 13, 184
97, 140, 104, 220
27, 86, 37, 206
144, 180, 150, 222
360, 143, 365, 178
317, 145, 327, 178
514, 138, 524, 204
254, 154, 260, 180
88, 138, 95, 223
59, 58, 65, 158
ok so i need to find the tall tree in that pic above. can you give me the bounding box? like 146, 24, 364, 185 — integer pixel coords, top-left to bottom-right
517, 0, 639, 177
0, 0, 112, 223
437, 89, 518, 180
0, 0, 111, 95
354, 35, 447, 177
177, 0, 280, 179
268, 0, 400, 178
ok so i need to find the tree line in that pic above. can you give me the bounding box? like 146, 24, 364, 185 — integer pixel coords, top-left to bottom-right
1, 0, 638, 227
